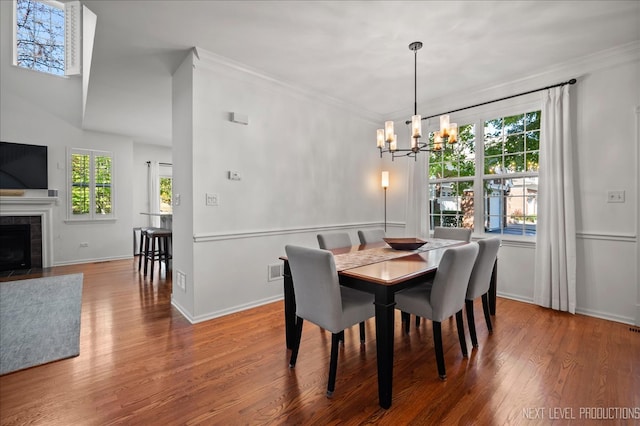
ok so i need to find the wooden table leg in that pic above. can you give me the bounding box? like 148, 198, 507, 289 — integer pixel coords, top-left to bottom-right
374, 288, 395, 409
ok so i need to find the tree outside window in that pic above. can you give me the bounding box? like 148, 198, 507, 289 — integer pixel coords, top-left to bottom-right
69, 149, 113, 220
14, 0, 65, 76
427, 110, 541, 237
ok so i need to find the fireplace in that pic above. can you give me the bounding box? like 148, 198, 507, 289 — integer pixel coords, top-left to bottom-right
0, 196, 54, 269
0, 216, 44, 272
0, 224, 32, 271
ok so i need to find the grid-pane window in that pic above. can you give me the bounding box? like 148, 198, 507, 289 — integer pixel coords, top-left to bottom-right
14, 0, 65, 76
94, 154, 112, 215
69, 149, 114, 220
483, 111, 540, 236
71, 152, 90, 215
429, 123, 475, 231
484, 111, 540, 174
427, 110, 541, 237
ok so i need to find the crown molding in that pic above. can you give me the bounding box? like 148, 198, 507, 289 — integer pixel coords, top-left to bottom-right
191, 46, 382, 125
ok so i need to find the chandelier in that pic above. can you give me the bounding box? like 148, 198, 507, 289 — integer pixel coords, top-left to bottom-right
377, 41, 458, 160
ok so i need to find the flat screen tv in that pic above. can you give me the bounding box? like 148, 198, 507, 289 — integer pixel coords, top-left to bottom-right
0, 142, 48, 189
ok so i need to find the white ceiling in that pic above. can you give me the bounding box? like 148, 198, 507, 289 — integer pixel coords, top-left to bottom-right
79, 1, 640, 146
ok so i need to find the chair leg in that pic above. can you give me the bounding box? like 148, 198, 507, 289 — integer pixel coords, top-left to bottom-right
289, 317, 304, 368
143, 234, 150, 276
359, 321, 365, 344
149, 237, 156, 280
138, 231, 145, 271
338, 330, 344, 344
455, 310, 468, 358
466, 299, 479, 348
432, 322, 446, 380
327, 333, 340, 398
402, 311, 410, 334
415, 316, 421, 327
481, 293, 493, 333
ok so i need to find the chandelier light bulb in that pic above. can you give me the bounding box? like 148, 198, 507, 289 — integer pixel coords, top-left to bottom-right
411, 115, 422, 138
385, 121, 394, 142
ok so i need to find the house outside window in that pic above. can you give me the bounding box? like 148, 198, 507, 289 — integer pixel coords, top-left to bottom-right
428, 110, 541, 237
68, 148, 114, 220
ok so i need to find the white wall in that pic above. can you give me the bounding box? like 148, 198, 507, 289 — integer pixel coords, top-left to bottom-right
172, 49, 385, 321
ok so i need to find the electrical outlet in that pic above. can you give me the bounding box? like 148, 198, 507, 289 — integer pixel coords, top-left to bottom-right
176, 270, 186, 291
607, 190, 625, 203
206, 193, 219, 206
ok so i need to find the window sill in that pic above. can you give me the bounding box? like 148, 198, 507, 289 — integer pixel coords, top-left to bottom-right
473, 233, 535, 248
64, 218, 117, 224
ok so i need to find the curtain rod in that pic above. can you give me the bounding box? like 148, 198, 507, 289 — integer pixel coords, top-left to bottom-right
406, 78, 577, 124
146, 161, 172, 166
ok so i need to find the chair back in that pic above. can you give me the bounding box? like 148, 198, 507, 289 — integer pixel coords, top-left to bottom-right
429, 242, 479, 321
357, 229, 386, 244
433, 226, 472, 242
466, 237, 501, 300
285, 245, 343, 331
317, 232, 352, 250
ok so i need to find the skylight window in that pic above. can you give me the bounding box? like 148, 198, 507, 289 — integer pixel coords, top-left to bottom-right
14, 0, 66, 76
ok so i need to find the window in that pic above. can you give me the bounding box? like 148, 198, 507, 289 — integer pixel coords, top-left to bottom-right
429, 123, 476, 229
159, 164, 172, 213
13, 0, 82, 76
68, 149, 114, 220
428, 110, 541, 237
14, 0, 65, 75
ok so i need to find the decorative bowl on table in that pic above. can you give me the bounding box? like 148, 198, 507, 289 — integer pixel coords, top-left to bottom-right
383, 238, 427, 251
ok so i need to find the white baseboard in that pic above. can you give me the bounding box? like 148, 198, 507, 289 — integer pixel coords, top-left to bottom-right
173, 295, 284, 325
53, 254, 132, 267
170, 298, 195, 324
497, 293, 636, 326
496, 291, 534, 305
575, 307, 635, 326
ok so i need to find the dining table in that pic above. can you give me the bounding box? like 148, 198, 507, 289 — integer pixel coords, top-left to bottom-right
280, 237, 497, 409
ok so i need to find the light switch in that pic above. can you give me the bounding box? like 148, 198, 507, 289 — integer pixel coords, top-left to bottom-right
206, 193, 219, 206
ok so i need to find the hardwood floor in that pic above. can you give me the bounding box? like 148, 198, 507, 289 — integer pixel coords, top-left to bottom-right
1, 259, 638, 425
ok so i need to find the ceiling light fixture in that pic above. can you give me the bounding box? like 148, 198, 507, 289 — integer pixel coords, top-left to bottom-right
377, 41, 458, 160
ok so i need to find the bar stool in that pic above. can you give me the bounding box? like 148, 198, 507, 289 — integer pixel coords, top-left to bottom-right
142, 227, 172, 280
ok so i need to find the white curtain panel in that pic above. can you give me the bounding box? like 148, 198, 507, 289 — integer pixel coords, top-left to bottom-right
147, 161, 161, 228
534, 85, 577, 313
405, 155, 429, 238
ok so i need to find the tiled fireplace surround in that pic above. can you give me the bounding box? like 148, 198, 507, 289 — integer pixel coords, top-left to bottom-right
0, 197, 55, 269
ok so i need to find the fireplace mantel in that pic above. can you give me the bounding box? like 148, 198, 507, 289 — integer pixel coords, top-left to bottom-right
0, 196, 58, 205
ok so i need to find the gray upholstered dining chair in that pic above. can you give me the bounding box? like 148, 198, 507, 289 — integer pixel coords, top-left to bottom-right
433, 226, 472, 242
317, 231, 366, 342
357, 229, 386, 244
285, 245, 375, 397
317, 232, 352, 250
407, 225, 472, 330
465, 237, 501, 348
395, 242, 479, 380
